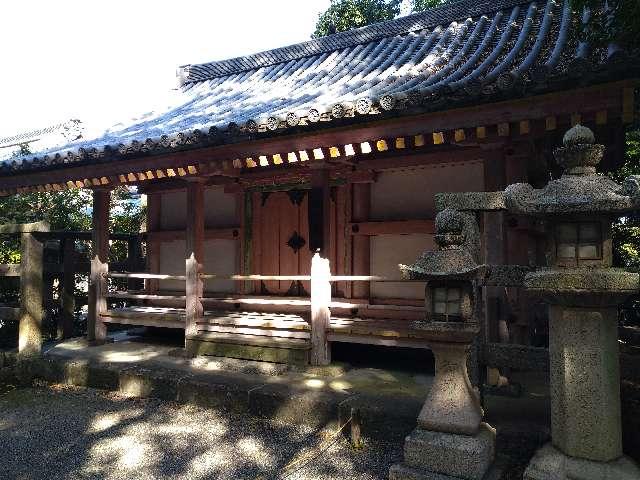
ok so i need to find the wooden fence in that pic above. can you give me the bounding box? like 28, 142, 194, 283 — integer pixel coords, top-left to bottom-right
0, 224, 144, 353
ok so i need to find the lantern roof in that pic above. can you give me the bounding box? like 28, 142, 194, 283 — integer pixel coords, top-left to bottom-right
505, 125, 640, 216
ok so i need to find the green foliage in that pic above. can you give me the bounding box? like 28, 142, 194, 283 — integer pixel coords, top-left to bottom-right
110, 187, 145, 235
314, 0, 402, 37
0, 186, 144, 264
570, 0, 640, 49
411, 0, 446, 11
610, 129, 640, 270
109, 187, 145, 263
0, 189, 92, 264
313, 0, 448, 37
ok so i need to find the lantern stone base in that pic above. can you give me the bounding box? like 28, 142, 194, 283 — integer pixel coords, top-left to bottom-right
524, 443, 640, 480
389, 423, 495, 480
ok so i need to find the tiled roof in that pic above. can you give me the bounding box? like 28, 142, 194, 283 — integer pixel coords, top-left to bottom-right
2, 0, 636, 174
0, 120, 82, 153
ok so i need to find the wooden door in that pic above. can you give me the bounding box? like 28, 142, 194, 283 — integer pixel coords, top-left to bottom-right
252, 190, 311, 295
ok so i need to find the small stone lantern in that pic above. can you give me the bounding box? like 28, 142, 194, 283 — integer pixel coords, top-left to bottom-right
504, 125, 640, 479
390, 208, 495, 480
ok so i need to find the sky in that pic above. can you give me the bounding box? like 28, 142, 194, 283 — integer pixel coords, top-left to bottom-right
0, 0, 331, 138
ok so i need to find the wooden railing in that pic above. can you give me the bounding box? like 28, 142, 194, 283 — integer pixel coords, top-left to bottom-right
100, 253, 422, 366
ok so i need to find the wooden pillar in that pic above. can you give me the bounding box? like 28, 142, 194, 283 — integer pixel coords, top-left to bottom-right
18, 232, 44, 355
185, 180, 205, 339
88, 188, 110, 344
352, 183, 370, 300
146, 192, 161, 294
308, 168, 332, 365
310, 252, 331, 365
58, 237, 75, 339
309, 168, 332, 256
481, 148, 508, 386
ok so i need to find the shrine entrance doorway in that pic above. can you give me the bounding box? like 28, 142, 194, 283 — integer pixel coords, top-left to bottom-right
251, 190, 312, 295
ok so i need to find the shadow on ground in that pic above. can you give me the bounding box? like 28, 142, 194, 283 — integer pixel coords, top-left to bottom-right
0, 385, 403, 480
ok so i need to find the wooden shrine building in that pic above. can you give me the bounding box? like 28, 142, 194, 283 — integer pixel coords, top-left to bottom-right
1, 0, 637, 365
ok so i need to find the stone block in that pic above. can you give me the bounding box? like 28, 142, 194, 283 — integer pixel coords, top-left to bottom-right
248, 383, 348, 427
524, 443, 640, 480
176, 372, 254, 413
14, 356, 64, 385
59, 361, 120, 390
118, 368, 185, 400
403, 423, 495, 480
338, 393, 422, 441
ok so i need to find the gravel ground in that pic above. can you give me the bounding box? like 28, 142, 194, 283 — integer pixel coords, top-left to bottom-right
0, 384, 403, 480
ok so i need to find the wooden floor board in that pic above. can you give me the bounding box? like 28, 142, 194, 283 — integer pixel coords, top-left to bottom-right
99, 307, 429, 346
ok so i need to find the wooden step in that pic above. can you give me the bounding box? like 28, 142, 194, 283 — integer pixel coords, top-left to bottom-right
330, 317, 430, 339
197, 324, 310, 339
101, 307, 185, 329
199, 311, 309, 330
188, 329, 311, 364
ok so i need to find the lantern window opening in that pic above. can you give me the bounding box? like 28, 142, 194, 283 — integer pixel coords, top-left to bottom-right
433, 286, 462, 320
556, 222, 602, 261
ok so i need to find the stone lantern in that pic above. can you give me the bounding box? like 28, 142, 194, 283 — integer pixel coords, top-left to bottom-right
503, 125, 640, 479
390, 208, 495, 480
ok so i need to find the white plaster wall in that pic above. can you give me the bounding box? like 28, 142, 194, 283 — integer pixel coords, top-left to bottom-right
370, 161, 484, 220
160, 191, 187, 230
204, 187, 237, 227
158, 239, 186, 291
370, 234, 435, 299
202, 239, 236, 293
158, 239, 237, 293
159, 186, 237, 230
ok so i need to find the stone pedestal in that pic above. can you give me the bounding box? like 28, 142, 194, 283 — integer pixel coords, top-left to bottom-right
391, 340, 495, 480
418, 342, 482, 435
390, 423, 495, 480
523, 268, 640, 480
525, 443, 640, 480
523, 302, 640, 480
548, 306, 622, 461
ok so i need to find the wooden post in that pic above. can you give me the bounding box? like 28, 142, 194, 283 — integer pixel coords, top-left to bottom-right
482, 151, 507, 345
350, 407, 363, 449
482, 148, 507, 386
59, 237, 75, 339
352, 183, 371, 300
88, 188, 110, 344
146, 192, 161, 294
310, 252, 331, 366
185, 180, 205, 340
18, 231, 45, 355
127, 235, 143, 291
309, 168, 332, 256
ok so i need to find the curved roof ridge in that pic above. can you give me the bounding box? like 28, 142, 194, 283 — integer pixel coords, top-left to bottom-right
178, 0, 535, 85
